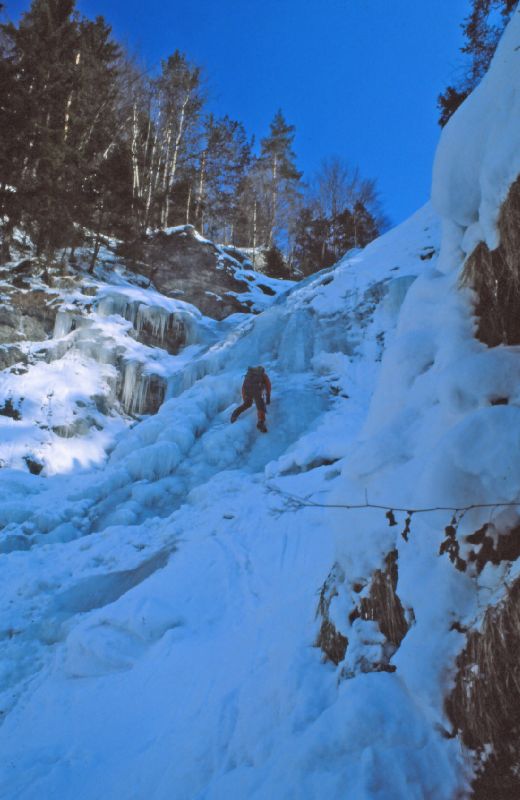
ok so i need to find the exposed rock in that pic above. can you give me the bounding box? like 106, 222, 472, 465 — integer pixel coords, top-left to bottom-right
462, 175, 520, 346
0, 287, 59, 344
0, 345, 25, 371
52, 417, 101, 438
353, 549, 409, 650
315, 563, 349, 665
118, 226, 263, 320
315, 551, 410, 672
23, 456, 43, 475
446, 574, 520, 799
0, 398, 22, 420
439, 518, 520, 575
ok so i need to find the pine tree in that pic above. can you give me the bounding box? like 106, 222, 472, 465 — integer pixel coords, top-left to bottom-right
0, 2, 123, 262
71, 15, 124, 266
264, 244, 290, 279
293, 207, 334, 275
193, 115, 251, 241
1, 0, 81, 256
0, 20, 25, 259
438, 0, 516, 126
258, 110, 302, 247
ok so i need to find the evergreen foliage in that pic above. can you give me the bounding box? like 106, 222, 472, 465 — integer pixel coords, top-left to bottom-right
438, 0, 516, 126
258, 110, 302, 247
0, 1, 122, 258
263, 244, 290, 279
292, 157, 387, 276
0, 2, 387, 274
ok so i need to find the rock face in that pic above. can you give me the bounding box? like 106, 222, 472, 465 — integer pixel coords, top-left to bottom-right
118, 226, 284, 320
0, 228, 289, 474
461, 175, 520, 346
0, 261, 58, 345
0, 260, 199, 473
446, 574, 520, 799
316, 550, 410, 674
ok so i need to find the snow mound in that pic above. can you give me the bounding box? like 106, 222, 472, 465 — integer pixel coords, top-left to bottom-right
432, 6, 520, 261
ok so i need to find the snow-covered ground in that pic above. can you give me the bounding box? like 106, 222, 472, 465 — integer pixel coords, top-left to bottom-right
1, 8, 520, 799
0, 203, 451, 798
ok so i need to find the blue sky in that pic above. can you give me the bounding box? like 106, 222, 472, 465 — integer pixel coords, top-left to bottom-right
5, 0, 471, 226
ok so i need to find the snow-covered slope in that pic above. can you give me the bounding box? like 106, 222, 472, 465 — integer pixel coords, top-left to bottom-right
2, 8, 520, 798
0, 205, 445, 799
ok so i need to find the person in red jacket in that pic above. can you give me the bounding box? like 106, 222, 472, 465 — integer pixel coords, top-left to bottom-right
230, 366, 271, 432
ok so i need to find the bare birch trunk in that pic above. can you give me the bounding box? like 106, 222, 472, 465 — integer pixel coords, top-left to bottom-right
185, 183, 192, 225
195, 148, 207, 233
143, 104, 162, 231
159, 124, 173, 228
252, 201, 257, 267
269, 154, 278, 247
161, 90, 190, 228
64, 52, 81, 143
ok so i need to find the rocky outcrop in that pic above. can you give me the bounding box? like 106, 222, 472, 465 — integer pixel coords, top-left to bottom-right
316, 550, 410, 674
0, 260, 59, 344
446, 575, 520, 799
462, 175, 520, 346
315, 563, 349, 665
118, 226, 280, 320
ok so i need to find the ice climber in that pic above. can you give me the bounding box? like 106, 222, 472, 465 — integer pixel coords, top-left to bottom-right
230, 366, 271, 433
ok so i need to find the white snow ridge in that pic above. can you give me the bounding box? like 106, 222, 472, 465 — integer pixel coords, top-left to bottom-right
2, 9, 520, 799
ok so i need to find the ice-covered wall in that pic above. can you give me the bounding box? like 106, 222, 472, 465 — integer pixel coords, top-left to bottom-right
96, 293, 190, 353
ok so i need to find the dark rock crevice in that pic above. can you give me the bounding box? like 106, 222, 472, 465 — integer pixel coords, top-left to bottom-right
462, 175, 520, 346
353, 549, 409, 650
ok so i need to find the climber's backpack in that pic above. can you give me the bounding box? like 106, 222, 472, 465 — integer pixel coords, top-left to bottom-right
243, 366, 265, 394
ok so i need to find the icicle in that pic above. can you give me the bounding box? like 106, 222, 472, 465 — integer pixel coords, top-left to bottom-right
136, 304, 172, 344
119, 360, 166, 415
53, 311, 75, 339
120, 361, 141, 414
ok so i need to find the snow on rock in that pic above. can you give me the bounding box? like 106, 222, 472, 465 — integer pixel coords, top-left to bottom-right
320, 11, 520, 797
0, 227, 289, 476
120, 224, 293, 319
432, 6, 520, 262
0, 261, 223, 474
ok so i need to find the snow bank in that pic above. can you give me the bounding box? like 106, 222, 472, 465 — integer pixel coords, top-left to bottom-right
432, 7, 520, 262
